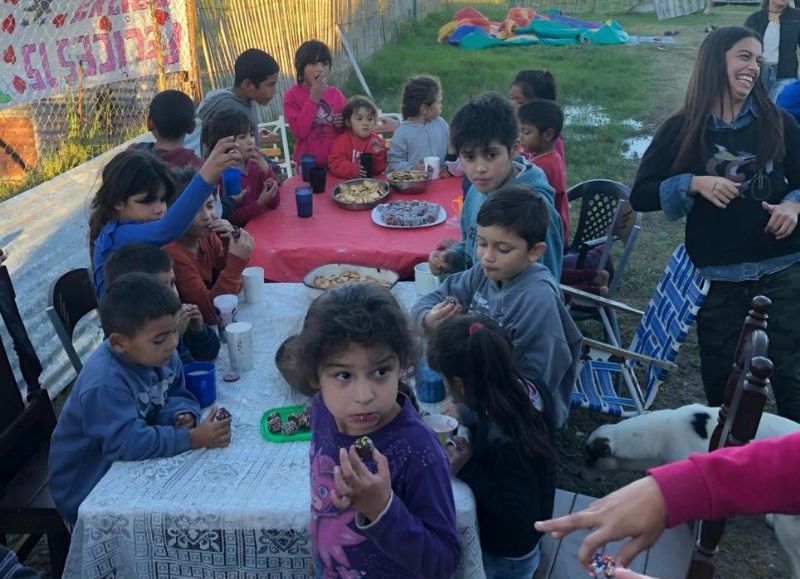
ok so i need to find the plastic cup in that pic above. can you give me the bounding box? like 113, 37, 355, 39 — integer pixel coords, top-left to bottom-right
360, 153, 374, 177
213, 294, 238, 328
225, 321, 253, 372
301, 154, 316, 182
422, 414, 459, 446
415, 356, 446, 403
241, 266, 264, 303
183, 361, 216, 407
295, 186, 313, 218
222, 167, 242, 196
414, 262, 440, 296
309, 167, 327, 194
424, 156, 441, 179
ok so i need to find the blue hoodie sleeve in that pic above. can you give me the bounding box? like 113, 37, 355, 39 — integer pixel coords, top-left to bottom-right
156, 358, 201, 426
182, 324, 221, 362
411, 266, 482, 328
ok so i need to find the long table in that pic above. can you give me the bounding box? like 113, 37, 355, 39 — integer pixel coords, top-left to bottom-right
246, 175, 463, 282
63, 283, 485, 578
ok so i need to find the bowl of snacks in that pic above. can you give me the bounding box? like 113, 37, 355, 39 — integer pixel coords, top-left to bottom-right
386, 170, 432, 195
332, 178, 390, 210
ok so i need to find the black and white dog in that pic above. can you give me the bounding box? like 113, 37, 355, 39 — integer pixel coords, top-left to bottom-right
583, 404, 800, 579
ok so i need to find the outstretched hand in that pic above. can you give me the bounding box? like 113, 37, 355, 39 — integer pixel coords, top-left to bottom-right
762, 200, 800, 239
331, 446, 392, 522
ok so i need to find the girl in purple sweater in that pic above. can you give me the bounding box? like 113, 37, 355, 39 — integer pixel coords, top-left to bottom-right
286, 283, 460, 579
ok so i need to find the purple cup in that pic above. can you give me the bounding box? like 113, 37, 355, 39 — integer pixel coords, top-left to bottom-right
222, 167, 242, 196
184, 362, 217, 407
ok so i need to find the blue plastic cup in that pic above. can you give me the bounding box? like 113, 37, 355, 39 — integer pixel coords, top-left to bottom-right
300, 154, 316, 182
415, 357, 446, 403
183, 362, 217, 407
222, 167, 242, 196
295, 186, 313, 218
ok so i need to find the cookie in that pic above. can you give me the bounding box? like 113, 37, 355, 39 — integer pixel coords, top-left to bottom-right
354, 436, 375, 460
213, 407, 231, 421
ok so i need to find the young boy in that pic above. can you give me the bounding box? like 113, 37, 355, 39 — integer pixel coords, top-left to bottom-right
130, 90, 204, 169
104, 244, 220, 364
49, 273, 231, 526
428, 92, 563, 279
163, 193, 254, 324
518, 99, 569, 242
198, 49, 279, 147
414, 186, 581, 429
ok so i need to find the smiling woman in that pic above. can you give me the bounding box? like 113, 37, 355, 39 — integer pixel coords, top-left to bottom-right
629, 26, 800, 423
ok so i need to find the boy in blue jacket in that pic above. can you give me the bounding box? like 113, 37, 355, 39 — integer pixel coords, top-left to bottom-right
428, 92, 563, 279
104, 244, 220, 364
49, 273, 231, 526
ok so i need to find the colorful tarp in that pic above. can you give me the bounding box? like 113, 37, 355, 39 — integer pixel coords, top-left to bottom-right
438, 7, 630, 49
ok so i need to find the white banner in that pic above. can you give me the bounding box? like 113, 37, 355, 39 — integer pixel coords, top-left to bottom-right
0, 0, 191, 108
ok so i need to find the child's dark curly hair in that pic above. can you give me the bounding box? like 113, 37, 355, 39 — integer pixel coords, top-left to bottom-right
286, 283, 420, 397
401, 74, 441, 119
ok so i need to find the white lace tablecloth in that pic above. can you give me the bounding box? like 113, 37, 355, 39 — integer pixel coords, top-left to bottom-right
63, 283, 485, 579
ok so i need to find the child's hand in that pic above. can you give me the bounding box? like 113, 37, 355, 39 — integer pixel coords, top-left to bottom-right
228, 228, 254, 260
333, 113, 344, 129
439, 166, 451, 179
257, 179, 279, 207
175, 412, 196, 429
446, 436, 472, 475
357, 164, 367, 178
210, 218, 234, 239
200, 136, 241, 184
189, 405, 232, 449
331, 446, 392, 522
185, 304, 203, 332
441, 400, 462, 422
428, 249, 453, 276
763, 200, 800, 239
176, 304, 193, 337
310, 73, 328, 102
414, 159, 426, 172
423, 299, 461, 331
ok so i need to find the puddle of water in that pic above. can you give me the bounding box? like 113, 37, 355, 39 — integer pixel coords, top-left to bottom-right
623, 136, 653, 159
623, 118, 644, 130
563, 104, 610, 127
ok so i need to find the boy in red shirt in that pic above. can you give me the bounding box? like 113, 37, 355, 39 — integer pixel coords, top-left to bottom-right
328, 95, 387, 178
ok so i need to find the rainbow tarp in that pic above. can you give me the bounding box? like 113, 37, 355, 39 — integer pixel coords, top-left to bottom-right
438, 7, 630, 49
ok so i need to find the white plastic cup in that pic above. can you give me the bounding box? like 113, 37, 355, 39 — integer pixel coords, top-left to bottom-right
414, 262, 440, 296
422, 414, 459, 446
242, 266, 264, 303
423, 156, 441, 179
225, 321, 253, 371
213, 294, 238, 328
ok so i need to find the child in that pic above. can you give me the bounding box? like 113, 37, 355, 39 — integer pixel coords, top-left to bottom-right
89, 139, 239, 299
387, 74, 449, 173
428, 314, 557, 579
414, 186, 581, 429
48, 273, 232, 526
328, 95, 388, 178
284, 283, 460, 578
517, 99, 569, 241
428, 92, 563, 279
198, 49, 280, 147
201, 108, 280, 227
130, 90, 204, 169
509, 69, 566, 163
104, 244, 220, 363
283, 40, 347, 168
163, 193, 254, 324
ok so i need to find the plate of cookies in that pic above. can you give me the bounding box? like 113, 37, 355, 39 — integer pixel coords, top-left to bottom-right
260, 405, 312, 442
303, 263, 399, 290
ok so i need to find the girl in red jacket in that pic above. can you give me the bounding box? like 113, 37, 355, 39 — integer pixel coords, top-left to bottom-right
328, 96, 387, 179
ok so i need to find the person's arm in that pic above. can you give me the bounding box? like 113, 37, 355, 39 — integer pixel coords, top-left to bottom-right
230, 193, 268, 226
156, 357, 202, 425
410, 266, 478, 328
371, 134, 388, 175
0, 545, 42, 579
182, 323, 221, 361
630, 117, 690, 215
283, 87, 317, 141
328, 134, 361, 179
762, 112, 800, 239
387, 127, 413, 172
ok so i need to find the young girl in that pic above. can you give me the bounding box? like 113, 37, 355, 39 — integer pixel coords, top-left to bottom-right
509, 69, 567, 163
89, 139, 238, 298
428, 314, 557, 579
201, 108, 280, 227
387, 74, 450, 174
283, 39, 347, 168
286, 283, 460, 578
328, 95, 387, 178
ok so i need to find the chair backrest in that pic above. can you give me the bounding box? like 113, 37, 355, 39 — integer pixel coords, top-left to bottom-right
606, 200, 642, 296
629, 245, 711, 407
46, 268, 97, 373
566, 179, 631, 253
258, 115, 293, 178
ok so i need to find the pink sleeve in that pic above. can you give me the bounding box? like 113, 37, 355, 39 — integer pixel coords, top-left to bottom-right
649, 431, 800, 528
284, 86, 318, 140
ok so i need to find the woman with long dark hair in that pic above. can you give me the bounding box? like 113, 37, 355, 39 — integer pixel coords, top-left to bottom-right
744, 0, 800, 100
631, 26, 800, 422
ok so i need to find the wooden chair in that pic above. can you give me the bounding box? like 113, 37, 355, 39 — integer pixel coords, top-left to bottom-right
46, 267, 97, 374
0, 265, 70, 576
687, 296, 773, 579
258, 115, 293, 178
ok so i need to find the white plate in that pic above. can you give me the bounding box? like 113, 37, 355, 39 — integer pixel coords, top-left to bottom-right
303, 263, 399, 290
371, 204, 447, 229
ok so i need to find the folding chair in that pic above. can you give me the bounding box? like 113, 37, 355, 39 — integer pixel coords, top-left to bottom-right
258, 115, 293, 178
46, 268, 98, 374
569, 244, 710, 416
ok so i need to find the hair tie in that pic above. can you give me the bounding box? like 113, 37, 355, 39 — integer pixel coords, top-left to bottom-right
468, 322, 483, 335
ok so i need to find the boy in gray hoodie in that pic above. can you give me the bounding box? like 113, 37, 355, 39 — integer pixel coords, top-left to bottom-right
414, 186, 580, 428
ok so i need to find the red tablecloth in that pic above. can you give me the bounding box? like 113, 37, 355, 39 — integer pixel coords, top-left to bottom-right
246, 175, 463, 281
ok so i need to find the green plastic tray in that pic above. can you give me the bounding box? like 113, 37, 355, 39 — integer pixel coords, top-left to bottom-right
260, 405, 312, 442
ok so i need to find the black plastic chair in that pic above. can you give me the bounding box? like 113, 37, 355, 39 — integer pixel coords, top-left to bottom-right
46, 268, 98, 373
0, 265, 70, 576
